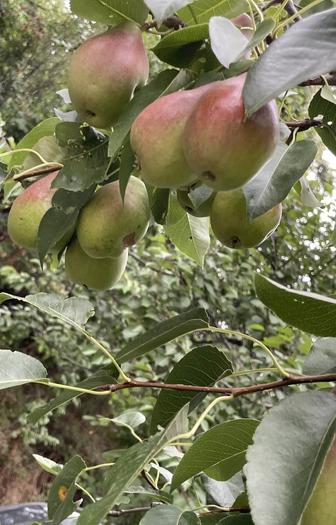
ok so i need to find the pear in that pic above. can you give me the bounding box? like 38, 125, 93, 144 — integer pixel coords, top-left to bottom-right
68, 23, 149, 129
7, 171, 72, 252
65, 239, 128, 290
77, 175, 150, 258
183, 75, 279, 191
130, 84, 216, 189
301, 438, 336, 525
210, 190, 282, 249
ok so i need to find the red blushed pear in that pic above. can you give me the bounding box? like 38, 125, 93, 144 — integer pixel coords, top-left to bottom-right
183, 75, 280, 191
130, 84, 218, 189
68, 23, 149, 129
65, 239, 128, 291
77, 175, 150, 259
7, 171, 73, 252
210, 189, 282, 249
301, 437, 336, 525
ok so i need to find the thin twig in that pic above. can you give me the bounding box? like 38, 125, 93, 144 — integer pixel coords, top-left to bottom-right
96, 373, 336, 397
300, 75, 336, 87
284, 118, 324, 132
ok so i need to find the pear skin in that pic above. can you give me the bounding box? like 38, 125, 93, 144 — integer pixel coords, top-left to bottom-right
65, 239, 128, 290
210, 189, 282, 249
130, 84, 216, 189
7, 171, 72, 252
183, 75, 279, 191
68, 24, 149, 129
301, 438, 336, 525
77, 175, 150, 258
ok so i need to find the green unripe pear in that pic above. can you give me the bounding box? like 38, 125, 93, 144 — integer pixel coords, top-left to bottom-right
177, 187, 215, 217
130, 84, 216, 189
7, 172, 72, 252
301, 438, 336, 525
65, 239, 128, 290
77, 176, 150, 258
68, 24, 149, 129
183, 75, 279, 191
210, 190, 282, 249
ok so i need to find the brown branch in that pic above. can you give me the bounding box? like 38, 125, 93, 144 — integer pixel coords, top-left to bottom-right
300, 75, 336, 87
13, 163, 62, 181
97, 373, 336, 397
284, 118, 323, 132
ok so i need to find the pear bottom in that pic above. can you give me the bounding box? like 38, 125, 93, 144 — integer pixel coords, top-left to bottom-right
65, 239, 128, 290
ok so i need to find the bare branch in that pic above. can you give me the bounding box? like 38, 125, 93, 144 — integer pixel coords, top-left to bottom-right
97, 373, 336, 397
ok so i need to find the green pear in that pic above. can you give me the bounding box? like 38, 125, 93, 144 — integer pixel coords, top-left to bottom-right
130, 84, 216, 189
7, 171, 72, 252
301, 438, 336, 525
183, 75, 279, 191
210, 190, 282, 249
77, 175, 150, 258
177, 186, 215, 217
68, 23, 149, 129
65, 239, 128, 290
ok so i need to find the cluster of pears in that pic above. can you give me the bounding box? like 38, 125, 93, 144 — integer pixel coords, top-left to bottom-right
7, 18, 283, 291
131, 72, 282, 249
7, 172, 150, 290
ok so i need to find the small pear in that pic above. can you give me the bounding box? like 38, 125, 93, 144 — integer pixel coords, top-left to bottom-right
7, 172, 72, 252
68, 23, 149, 129
65, 239, 128, 290
77, 176, 150, 258
183, 75, 279, 191
130, 84, 216, 189
210, 190, 282, 249
301, 438, 336, 525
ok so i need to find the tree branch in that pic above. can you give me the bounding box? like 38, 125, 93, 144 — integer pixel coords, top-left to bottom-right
300, 75, 336, 86
97, 373, 336, 397
284, 118, 324, 132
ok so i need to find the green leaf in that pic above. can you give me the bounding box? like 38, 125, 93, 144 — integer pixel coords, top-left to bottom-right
243, 9, 336, 115
119, 138, 135, 201
309, 88, 336, 155
246, 391, 336, 525
53, 125, 109, 191
255, 274, 336, 336
243, 18, 275, 55
145, 0, 192, 21
117, 307, 209, 363
48, 455, 86, 524
77, 412, 187, 525
244, 140, 317, 219
172, 419, 259, 489
38, 186, 94, 262
111, 409, 146, 430
166, 194, 210, 266
303, 338, 336, 375
209, 17, 248, 68
33, 454, 63, 476
28, 368, 117, 424
221, 516, 253, 524
8, 118, 60, 169
70, 0, 148, 25
0, 350, 47, 390
178, 0, 249, 24
153, 25, 208, 67
151, 187, 170, 225
151, 346, 233, 432
108, 70, 180, 160
140, 505, 201, 524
